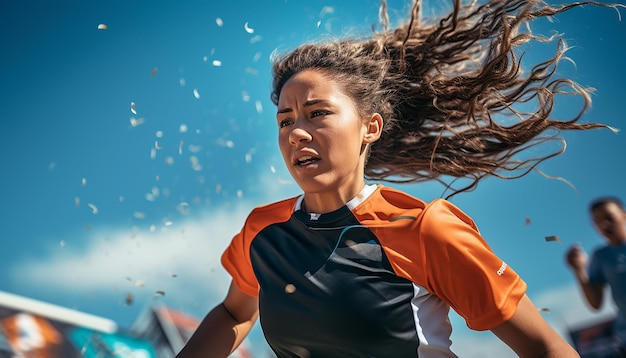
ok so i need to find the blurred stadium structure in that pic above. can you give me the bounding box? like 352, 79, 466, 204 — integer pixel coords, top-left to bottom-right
0, 290, 251, 357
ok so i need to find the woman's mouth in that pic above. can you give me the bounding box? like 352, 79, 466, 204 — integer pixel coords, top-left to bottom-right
295, 156, 320, 166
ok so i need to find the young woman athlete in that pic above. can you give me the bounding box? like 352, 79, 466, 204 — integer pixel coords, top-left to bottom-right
177, 0, 623, 356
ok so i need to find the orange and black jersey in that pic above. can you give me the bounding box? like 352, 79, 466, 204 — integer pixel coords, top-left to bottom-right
222, 185, 526, 357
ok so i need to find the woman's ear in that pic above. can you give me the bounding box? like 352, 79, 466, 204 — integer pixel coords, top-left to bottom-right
363, 113, 383, 143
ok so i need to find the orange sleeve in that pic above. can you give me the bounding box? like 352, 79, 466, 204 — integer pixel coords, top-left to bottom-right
418, 199, 526, 331
220, 198, 298, 298
221, 223, 259, 298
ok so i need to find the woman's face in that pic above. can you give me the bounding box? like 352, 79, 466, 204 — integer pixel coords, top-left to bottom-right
276, 70, 376, 200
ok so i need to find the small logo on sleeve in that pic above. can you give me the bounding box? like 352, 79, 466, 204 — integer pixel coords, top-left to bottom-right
497, 262, 508, 276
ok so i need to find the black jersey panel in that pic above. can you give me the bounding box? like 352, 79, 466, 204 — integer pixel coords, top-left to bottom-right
250, 206, 420, 357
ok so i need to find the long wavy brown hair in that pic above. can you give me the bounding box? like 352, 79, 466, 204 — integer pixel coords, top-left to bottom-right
271, 0, 622, 197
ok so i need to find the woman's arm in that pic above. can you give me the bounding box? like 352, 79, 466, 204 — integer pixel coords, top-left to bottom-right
491, 294, 579, 357
175, 281, 259, 358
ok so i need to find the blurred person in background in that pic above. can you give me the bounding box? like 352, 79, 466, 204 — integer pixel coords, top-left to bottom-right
567, 197, 626, 356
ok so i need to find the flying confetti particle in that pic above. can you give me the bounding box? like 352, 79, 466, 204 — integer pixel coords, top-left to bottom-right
179, 124, 188, 133
177, 202, 190, 215
193, 88, 200, 99
525, 217, 531, 226
284, 284, 296, 294
81, 178, 87, 186
241, 91, 250, 102
151, 67, 158, 77
245, 153, 252, 163
130, 101, 137, 114
75, 197, 80, 207
278, 176, 293, 185
119, 196, 124, 202
245, 67, 258, 75
178, 141, 183, 155
170, 273, 178, 278
150, 148, 156, 159
59, 240, 66, 247
134, 280, 145, 287
133, 212, 145, 219
87, 203, 98, 214
155, 140, 163, 150
165, 156, 174, 165
97, 24, 108, 30
270, 166, 276, 173
216, 18, 223, 27
155, 291, 165, 297
225, 140, 234, 148
244, 22, 254, 33
545, 235, 561, 242
539, 307, 551, 313
179, 78, 186, 87
130, 117, 145, 127
48, 161, 56, 171
212, 60, 222, 67
237, 190, 243, 198
255, 100, 263, 113
250, 35, 262, 44
319, 6, 334, 17
156, 130, 163, 138
190, 156, 202, 171
125, 292, 133, 305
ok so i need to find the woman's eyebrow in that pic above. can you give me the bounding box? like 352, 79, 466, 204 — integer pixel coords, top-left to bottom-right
303, 99, 325, 107
277, 99, 327, 115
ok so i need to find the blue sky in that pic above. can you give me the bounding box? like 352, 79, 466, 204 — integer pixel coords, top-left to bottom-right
1, 0, 625, 356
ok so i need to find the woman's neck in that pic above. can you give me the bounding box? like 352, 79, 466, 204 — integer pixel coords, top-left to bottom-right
302, 183, 368, 214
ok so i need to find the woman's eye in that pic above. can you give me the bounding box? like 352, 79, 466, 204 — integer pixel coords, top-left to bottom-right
279, 119, 293, 128
310, 110, 328, 118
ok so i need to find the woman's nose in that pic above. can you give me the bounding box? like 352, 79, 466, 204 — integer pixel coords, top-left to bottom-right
289, 126, 312, 146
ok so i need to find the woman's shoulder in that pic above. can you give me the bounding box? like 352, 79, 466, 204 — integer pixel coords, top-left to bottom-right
375, 185, 427, 208
374, 185, 475, 226
375, 185, 458, 211
244, 196, 300, 225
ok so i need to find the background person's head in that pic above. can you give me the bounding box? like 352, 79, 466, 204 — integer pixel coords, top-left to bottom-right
589, 197, 626, 245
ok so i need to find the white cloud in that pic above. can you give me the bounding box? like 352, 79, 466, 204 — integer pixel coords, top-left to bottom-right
533, 283, 617, 336
12, 168, 301, 315
15, 205, 249, 307
450, 328, 514, 357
